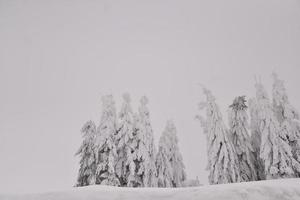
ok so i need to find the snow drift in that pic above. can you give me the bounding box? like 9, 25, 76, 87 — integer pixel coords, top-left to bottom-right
1, 178, 300, 200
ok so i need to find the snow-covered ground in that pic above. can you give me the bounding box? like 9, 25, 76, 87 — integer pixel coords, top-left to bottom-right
1, 178, 300, 200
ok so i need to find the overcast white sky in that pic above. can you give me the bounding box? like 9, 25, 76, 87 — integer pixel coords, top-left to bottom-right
1, 0, 300, 194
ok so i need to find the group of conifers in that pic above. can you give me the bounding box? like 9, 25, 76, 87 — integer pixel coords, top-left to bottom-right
197, 73, 300, 184
76, 72, 300, 188
75, 94, 186, 188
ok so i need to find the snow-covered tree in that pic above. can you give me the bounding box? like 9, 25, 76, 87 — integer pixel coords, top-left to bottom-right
156, 120, 186, 187
272, 73, 300, 124
135, 96, 157, 187
272, 73, 300, 167
255, 81, 300, 179
115, 93, 139, 187
75, 121, 97, 186
156, 127, 173, 187
167, 120, 186, 187
228, 96, 257, 182
196, 87, 240, 184
248, 98, 265, 180
95, 95, 120, 186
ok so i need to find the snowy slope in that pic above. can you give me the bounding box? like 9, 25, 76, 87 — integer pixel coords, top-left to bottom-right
1, 178, 300, 200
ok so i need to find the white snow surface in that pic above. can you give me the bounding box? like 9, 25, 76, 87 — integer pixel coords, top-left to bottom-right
1, 179, 300, 200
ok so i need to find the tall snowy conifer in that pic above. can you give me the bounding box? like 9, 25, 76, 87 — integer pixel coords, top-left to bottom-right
272, 73, 300, 168
115, 93, 139, 187
156, 120, 186, 187
197, 87, 240, 184
75, 121, 97, 186
156, 124, 173, 187
248, 98, 265, 180
167, 121, 186, 187
228, 96, 257, 181
255, 81, 300, 179
135, 96, 157, 187
95, 95, 120, 186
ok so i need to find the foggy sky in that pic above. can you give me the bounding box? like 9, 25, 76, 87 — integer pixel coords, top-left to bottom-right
1, 0, 300, 194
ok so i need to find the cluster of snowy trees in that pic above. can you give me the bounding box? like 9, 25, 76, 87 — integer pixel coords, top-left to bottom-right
75, 94, 187, 187
197, 73, 300, 184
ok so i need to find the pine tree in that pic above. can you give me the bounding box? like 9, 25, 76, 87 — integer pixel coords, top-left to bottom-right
156, 127, 173, 187
254, 81, 300, 179
228, 96, 257, 182
196, 87, 240, 184
95, 95, 120, 186
135, 96, 157, 187
167, 120, 186, 187
272, 73, 300, 168
115, 93, 139, 187
156, 120, 186, 187
75, 121, 97, 186
248, 98, 265, 180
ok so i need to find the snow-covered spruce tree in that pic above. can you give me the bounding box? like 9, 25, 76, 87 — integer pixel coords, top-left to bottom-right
167, 120, 186, 187
248, 98, 261, 157
134, 96, 157, 187
196, 87, 240, 184
248, 98, 266, 180
255, 81, 300, 179
228, 96, 257, 182
75, 121, 97, 186
115, 93, 139, 187
272, 73, 300, 167
156, 126, 173, 187
272, 73, 300, 125
95, 95, 120, 186
156, 120, 186, 187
